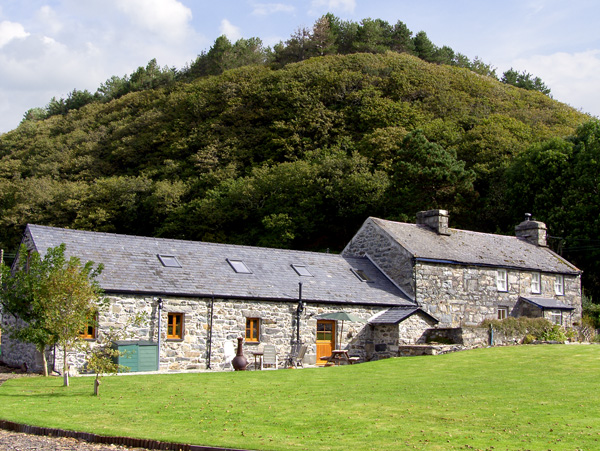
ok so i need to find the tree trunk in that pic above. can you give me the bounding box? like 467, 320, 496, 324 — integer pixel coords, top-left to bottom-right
63, 348, 69, 387
38, 345, 49, 377
94, 377, 101, 396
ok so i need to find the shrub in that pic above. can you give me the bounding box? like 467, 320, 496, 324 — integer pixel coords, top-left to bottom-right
582, 296, 600, 329
538, 324, 567, 342
480, 317, 570, 343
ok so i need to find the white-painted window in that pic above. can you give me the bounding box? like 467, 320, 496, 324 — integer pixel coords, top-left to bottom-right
550, 311, 562, 325
497, 307, 508, 320
554, 275, 564, 295
496, 269, 508, 292
531, 272, 541, 294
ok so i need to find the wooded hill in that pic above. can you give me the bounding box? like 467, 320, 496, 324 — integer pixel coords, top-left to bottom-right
1, 48, 598, 299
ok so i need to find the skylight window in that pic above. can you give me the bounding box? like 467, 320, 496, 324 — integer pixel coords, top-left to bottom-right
157, 254, 181, 268
227, 259, 252, 274
291, 264, 313, 277
352, 269, 372, 282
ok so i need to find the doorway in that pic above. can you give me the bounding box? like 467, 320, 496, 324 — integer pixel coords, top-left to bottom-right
316, 320, 336, 365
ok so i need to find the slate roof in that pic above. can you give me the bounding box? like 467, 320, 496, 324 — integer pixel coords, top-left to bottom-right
520, 296, 575, 310
25, 224, 414, 307
368, 306, 439, 325
370, 217, 580, 275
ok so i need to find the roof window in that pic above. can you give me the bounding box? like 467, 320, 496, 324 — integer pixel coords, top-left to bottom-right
157, 254, 181, 268
291, 264, 313, 277
352, 269, 372, 282
227, 259, 252, 274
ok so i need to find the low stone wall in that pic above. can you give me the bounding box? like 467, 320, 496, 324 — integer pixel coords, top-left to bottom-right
424, 326, 522, 348
398, 344, 470, 356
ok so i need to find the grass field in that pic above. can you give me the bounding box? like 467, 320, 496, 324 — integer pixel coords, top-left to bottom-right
0, 345, 599, 450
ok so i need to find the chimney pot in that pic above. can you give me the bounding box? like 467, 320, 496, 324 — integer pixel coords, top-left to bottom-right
515, 214, 547, 246
416, 209, 450, 235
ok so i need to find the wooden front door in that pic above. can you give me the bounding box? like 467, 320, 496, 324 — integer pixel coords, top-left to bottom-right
316, 320, 336, 365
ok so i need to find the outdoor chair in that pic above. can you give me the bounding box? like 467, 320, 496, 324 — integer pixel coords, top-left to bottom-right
222, 341, 235, 371
285, 342, 301, 368
262, 344, 278, 370
293, 344, 307, 368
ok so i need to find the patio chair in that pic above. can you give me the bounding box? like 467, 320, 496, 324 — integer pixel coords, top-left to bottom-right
293, 344, 307, 368
222, 341, 235, 371
262, 344, 278, 370
285, 342, 301, 368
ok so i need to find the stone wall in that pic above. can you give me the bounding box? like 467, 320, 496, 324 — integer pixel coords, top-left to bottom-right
342, 219, 415, 297
415, 261, 582, 328
0, 315, 47, 372
367, 313, 436, 360
38, 295, 391, 374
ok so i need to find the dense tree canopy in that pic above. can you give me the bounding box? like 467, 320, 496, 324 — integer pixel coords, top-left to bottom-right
0, 25, 595, 297
507, 121, 600, 300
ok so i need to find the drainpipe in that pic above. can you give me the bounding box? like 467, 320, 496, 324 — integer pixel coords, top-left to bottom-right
296, 282, 304, 345
156, 298, 163, 367
207, 295, 214, 369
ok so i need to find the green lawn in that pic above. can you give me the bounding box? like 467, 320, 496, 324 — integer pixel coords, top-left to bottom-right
1, 345, 599, 450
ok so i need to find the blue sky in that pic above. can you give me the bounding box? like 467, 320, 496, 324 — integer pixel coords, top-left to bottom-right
0, 0, 599, 134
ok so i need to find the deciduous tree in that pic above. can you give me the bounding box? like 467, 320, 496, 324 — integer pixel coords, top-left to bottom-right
0, 244, 104, 383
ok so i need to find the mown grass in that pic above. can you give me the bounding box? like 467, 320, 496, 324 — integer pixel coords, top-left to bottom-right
1, 345, 599, 450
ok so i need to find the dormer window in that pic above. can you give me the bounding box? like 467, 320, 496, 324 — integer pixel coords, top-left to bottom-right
531, 272, 541, 294
157, 254, 181, 268
291, 264, 312, 277
227, 259, 252, 274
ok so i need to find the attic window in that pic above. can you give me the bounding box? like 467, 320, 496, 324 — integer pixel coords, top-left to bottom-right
291, 264, 313, 277
227, 259, 252, 274
352, 269, 372, 283
158, 254, 181, 268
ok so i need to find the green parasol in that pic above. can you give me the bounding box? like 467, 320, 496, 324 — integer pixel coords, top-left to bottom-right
315, 312, 366, 349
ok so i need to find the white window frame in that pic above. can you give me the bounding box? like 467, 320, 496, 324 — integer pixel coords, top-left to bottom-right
497, 306, 508, 320
549, 311, 562, 325
531, 272, 541, 294
496, 269, 508, 292
554, 275, 564, 296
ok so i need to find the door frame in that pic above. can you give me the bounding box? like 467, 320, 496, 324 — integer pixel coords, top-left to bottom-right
316, 319, 336, 366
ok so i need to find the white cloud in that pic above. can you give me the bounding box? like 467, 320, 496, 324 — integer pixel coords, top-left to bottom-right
220, 19, 242, 41
0, 20, 30, 48
114, 0, 193, 43
34, 6, 63, 36
251, 3, 295, 16
309, 0, 356, 14
511, 50, 600, 117
0, 1, 205, 133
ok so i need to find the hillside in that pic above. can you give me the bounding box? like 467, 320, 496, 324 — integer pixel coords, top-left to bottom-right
1, 51, 597, 295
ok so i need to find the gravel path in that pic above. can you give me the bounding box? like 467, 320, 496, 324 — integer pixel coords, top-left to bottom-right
0, 429, 146, 451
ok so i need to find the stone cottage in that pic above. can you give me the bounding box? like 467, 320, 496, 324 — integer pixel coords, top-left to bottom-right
1, 210, 582, 373
343, 210, 582, 328
1, 224, 434, 373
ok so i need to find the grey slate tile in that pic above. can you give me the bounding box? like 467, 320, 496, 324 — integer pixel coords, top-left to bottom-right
372, 218, 580, 274
26, 224, 413, 307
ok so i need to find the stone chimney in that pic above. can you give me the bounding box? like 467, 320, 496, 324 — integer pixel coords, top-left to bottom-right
515, 213, 547, 247
416, 209, 450, 235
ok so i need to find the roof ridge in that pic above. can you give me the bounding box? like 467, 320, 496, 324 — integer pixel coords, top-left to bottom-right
26, 223, 340, 258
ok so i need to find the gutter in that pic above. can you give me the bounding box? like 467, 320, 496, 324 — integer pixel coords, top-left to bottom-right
100, 289, 410, 308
